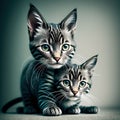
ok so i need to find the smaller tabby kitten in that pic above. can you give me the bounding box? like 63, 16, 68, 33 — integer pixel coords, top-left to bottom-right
1, 55, 98, 115
53, 55, 98, 114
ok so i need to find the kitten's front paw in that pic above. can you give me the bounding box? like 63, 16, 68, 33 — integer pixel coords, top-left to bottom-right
24, 106, 37, 114
67, 107, 81, 114
80, 106, 99, 114
43, 106, 62, 116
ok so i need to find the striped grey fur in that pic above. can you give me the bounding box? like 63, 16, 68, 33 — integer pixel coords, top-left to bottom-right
54, 55, 98, 114
20, 4, 77, 116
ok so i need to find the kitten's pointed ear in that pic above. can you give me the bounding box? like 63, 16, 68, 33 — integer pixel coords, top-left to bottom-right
59, 8, 77, 31
81, 55, 98, 70
27, 4, 48, 38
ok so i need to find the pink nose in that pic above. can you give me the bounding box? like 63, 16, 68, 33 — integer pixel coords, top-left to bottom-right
73, 91, 78, 96
55, 57, 60, 62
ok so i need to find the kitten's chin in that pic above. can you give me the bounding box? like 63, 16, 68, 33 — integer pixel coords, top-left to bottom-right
48, 64, 63, 69
68, 97, 80, 101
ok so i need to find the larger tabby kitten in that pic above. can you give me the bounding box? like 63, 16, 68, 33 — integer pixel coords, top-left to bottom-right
1, 4, 77, 115
22, 4, 77, 115
54, 55, 98, 114
28, 4, 77, 68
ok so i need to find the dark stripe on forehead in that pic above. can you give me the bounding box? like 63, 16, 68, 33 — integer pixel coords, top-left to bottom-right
58, 33, 64, 44
74, 66, 80, 79
68, 65, 82, 81
48, 24, 64, 43
69, 70, 74, 80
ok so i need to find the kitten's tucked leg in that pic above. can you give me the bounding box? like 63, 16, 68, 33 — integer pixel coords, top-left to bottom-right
80, 106, 98, 114
43, 106, 62, 116
67, 106, 81, 114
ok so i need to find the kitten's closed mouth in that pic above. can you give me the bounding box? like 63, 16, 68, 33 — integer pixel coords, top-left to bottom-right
50, 63, 63, 65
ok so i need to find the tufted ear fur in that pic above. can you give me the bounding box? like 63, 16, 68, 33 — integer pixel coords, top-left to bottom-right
27, 4, 48, 39
81, 55, 98, 70
59, 8, 77, 31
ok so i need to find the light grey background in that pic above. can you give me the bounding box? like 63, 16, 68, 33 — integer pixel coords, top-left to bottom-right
0, 0, 120, 110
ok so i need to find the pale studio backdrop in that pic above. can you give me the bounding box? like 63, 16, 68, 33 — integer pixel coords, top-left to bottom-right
0, 0, 120, 110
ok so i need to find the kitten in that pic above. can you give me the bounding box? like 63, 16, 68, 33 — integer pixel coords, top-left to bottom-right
28, 4, 77, 69
54, 55, 98, 114
2, 4, 77, 116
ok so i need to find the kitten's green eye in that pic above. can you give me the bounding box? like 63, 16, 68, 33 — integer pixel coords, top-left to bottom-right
79, 81, 86, 88
41, 44, 50, 52
63, 80, 70, 87
62, 44, 70, 51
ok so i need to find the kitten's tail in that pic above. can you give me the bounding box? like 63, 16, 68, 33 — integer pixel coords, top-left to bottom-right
1, 97, 22, 113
